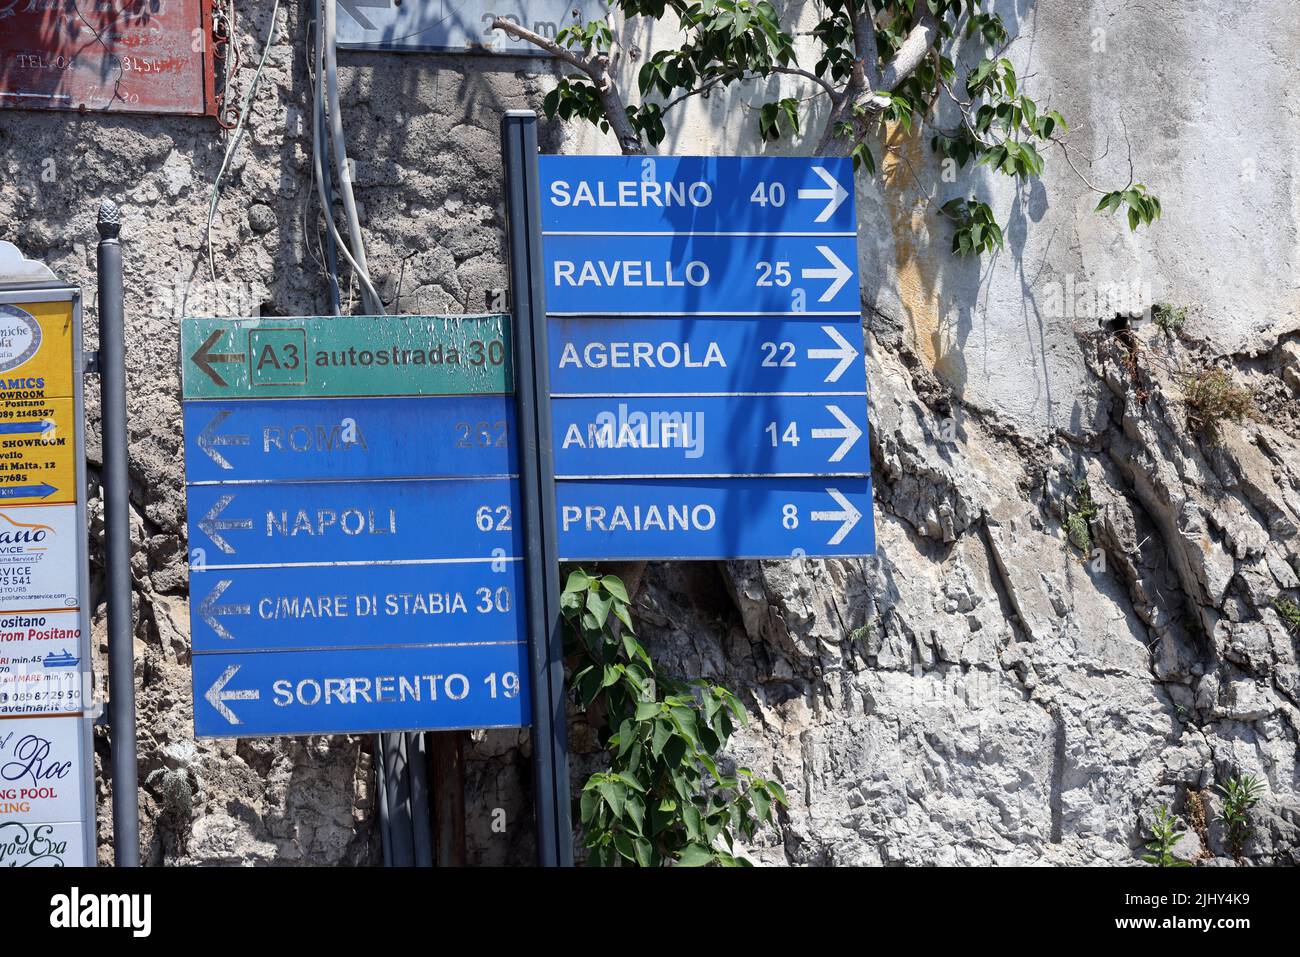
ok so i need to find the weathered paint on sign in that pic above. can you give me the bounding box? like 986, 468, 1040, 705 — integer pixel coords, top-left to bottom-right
0, 0, 217, 117
183, 394, 517, 483
183, 314, 530, 738
334, 0, 608, 56
181, 315, 514, 399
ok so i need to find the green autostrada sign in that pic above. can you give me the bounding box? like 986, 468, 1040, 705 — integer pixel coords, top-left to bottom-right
181, 314, 513, 399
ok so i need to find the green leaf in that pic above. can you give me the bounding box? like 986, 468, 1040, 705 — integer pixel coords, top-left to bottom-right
634, 699, 661, 721
624, 793, 647, 835
613, 830, 636, 862
586, 588, 612, 628
579, 787, 600, 824
633, 837, 654, 867
602, 576, 629, 604
651, 718, 673, 758
564, 569, 590, 594
676, 843, 714, 867
598, 779, 626, 818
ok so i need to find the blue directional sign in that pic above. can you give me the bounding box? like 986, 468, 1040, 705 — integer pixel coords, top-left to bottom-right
184, 395, 515, 482
556, 478, 874, 560
187, 478, 519, 566
539, 156, 876, 560
182, 314, 529, 738
192, 643, 529, 737
544, 234, 860, 315
549, 316, 865, 395
190, 562, 524, 653
552, 395, 868, 478
541, 156, 856, 234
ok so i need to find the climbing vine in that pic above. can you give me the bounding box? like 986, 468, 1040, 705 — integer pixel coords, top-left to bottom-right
563, 570, 787, 866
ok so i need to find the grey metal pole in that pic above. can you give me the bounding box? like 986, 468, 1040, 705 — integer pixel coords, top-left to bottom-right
96, 199, 140, 868
407, 731, 433, 867
501, 111, 573, 867
382, 731, 415, 866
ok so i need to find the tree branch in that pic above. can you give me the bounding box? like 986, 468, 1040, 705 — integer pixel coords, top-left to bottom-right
491, 17, 645, 154
877, 7, 941, 92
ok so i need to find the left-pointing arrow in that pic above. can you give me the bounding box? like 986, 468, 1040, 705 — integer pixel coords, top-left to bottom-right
801, 245, 853, 303
190, 330, 244, 388
811, 404, 863, 463
199, 579, 251, 642
198, 494, 252, 555
337, 0, 392, 31
205, 664, 259, 725
197, 410, 250, 470
810, 487, 862, 546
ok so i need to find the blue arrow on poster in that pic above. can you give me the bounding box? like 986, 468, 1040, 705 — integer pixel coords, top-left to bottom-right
552, 395, 869, 478
548, 316, 865, 395
556, 477, 874, 560
192, 643, 530, 737
183, 395, 516, 482
186, 478, 520, 566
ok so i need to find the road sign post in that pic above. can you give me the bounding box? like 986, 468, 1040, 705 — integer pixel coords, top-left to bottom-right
97, 200, 141, 867
181, 315, 530, 739
537, 154, 877, 561
503, 110, 573, 868
0, 241, 97, 867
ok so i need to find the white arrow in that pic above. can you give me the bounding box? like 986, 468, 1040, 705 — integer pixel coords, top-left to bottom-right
798, 165, 849, 223
337, 0, 391, 31
807, 325, 859, 383
810, 488, 862, 546
205, 664, 259, 726
197, 410, 249, 471
198, 494, 252, 555
199, 579, 250, 642
811, 405, 863, 463
801, 245, 853, 303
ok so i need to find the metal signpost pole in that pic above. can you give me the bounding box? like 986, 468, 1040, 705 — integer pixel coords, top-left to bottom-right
502, 111, 573, 867
97, 200, 140, 867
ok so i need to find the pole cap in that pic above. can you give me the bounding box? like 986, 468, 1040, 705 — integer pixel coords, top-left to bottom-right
97, 199, 121, 240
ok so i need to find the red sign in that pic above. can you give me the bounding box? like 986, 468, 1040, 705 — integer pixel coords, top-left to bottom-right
0, 0, 217, 117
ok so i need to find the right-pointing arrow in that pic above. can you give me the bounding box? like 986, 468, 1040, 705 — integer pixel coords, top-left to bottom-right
801, 245, 853, 303
197, 410, 250, 471
199, 579, 251, 642
811, 487, 862, 546
797, 165, 850, 223
811, 405, 863, 463
205, 664, 259, 726
807, 325, 859, 383
197, 494, 252, 555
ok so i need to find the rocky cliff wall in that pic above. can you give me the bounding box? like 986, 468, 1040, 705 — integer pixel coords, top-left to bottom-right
0, 2, 1295, 865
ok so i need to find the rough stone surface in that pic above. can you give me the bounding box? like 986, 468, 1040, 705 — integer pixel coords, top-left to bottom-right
0, 3, 1295, 866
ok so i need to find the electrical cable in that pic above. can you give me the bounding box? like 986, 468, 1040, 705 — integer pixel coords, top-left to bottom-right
322, 0, 384, 314
313, 0, 384, 312
204, 0, 282, 285
306, 7, 343, 313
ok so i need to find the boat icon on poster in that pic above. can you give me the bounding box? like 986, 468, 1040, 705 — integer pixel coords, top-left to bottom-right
42, 649, 80, 669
